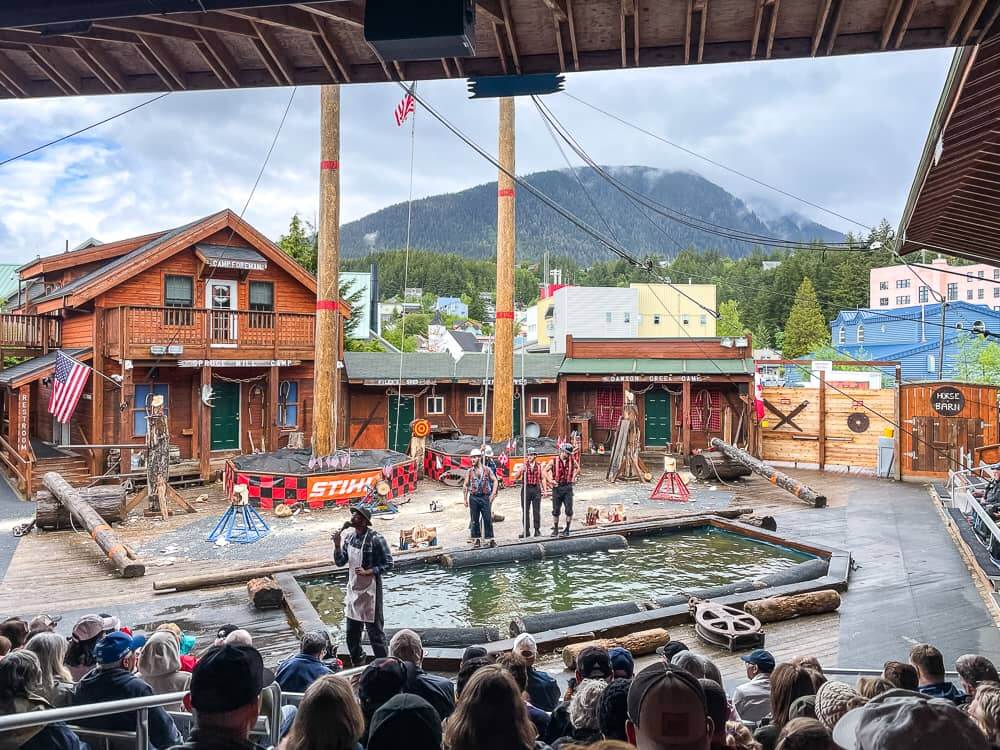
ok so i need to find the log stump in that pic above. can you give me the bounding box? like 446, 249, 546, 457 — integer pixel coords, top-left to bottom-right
35, 486, 125, 530
247, 576, 285, 610
743, 590, 841, 624
561, 628, 670, 669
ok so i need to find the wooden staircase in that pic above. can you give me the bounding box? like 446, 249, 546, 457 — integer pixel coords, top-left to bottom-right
30, 454, 91, 497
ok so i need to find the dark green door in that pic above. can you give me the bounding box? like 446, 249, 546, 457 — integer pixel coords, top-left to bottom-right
644, 390, 671, 447
513, 398, 522, 437
388, 395, 414, 454
211, 381, 240, 451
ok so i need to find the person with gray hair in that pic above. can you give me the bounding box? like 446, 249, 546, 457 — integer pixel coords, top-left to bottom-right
513, 632, 561, 712
223, 629, 253, 647
388, 628, 455, 720
672, 650, 708, 679
275, 629, 336, 692
0, 650, 88, 750
24, 631, 74, 707
551, 678, 608, 749
957, 653, 1000, 698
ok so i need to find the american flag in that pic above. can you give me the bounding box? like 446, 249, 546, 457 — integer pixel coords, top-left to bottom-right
48, 351, 90, 424
394, 92, 415, 127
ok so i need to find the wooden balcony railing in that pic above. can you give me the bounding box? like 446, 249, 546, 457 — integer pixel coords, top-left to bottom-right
104, 306, 316, 361
0, 314, 60, 352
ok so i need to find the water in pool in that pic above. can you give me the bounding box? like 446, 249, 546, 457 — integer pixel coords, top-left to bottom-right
300, 528, 812, 635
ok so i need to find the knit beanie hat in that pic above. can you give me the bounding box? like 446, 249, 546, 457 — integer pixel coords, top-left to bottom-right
816, 680, 867, 729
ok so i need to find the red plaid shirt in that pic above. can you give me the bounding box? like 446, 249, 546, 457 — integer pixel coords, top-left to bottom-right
523, 460, 543, 486
554, 456, 577, 485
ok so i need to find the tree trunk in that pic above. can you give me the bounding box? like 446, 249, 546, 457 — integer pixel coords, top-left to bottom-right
42, 472, 144, 578
743, 590, 841, 624
247, 576, 285, 609
562, 628, 670, 669
34, 486, 125, 530
688, 451, 752, 481
146, 396, 170, 518
709, 438, 827, 507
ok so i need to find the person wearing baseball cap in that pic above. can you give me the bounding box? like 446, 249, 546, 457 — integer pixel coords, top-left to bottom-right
626, 662, 713, 749
65, 614, 104, 681
609, 646, 636, 680
463, 443, 499, 550
73, 631, 182, 749
170, 644, 268, 749
733, 649, 775, 724
513, 632, 560, 711
546, 646, 614, 743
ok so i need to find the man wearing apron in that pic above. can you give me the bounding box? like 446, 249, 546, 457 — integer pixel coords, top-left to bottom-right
332, 506, 394, 667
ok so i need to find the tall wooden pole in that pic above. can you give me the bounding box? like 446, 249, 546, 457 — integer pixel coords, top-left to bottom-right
313, 84, 341, 456
492, 97, 516, 442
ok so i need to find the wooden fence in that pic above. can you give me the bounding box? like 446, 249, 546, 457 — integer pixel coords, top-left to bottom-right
759, 385, 896, 471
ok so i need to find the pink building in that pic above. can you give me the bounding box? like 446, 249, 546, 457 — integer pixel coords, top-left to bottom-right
869, 257, 1000, 310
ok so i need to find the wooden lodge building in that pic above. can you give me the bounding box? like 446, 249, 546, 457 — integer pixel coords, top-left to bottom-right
0, 210, 321, 494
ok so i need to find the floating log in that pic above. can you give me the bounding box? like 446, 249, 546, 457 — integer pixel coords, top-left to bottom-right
247, 576, 285, 610
442, 534, 628, 570
752, 558, 829, 589
34, 486, 125, 530
688, 450, 752, 482
511, 601, 647, 637
561, 628, 670, 668
709, 438, 827, 508
42, 472, 145, 578
743, 589, 841, 624
365, 626, 502, 648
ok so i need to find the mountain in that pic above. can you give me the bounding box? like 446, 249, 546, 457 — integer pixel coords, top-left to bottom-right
339, 167, 844, 264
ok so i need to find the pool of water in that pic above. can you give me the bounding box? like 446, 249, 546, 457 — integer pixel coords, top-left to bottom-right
300, 527, 814, 635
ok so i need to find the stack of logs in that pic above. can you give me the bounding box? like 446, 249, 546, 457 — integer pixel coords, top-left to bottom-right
607, 392, 652, 483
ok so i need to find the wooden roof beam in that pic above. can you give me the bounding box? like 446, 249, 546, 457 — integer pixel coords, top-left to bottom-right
477, 0, 505, 24
69, 46, 114, 91
134, 39, 180, 90
685, 0, 693, 64
566, 0, 579, 71
0, 30, 76, 49
195, 28, 240, 87
293, 2, 364, 28
139, 12, 258, 38
620, 0, 634, 67
499, 0, 521, 74
93, 17, 201, 42
542, 0, 569, 23
750, 0, 764, 60
961, 0, 990, 44
492, 22, 509, 75
947, 0, 975, 44
452, 56, 465, 76
811, 0, 832, 56
221, 6, 320, 35
440, 57, 452, 78
633, 0, 640, 66
553, 13, 566, 72
251, 20, 295, 85
0, 51, 31, 96
27, 45, 80, 95
697, 0, 708, 64
980, 5, 1000, 41
138, 35, 186, 89
880, 0, 904, 50
765, 0, 780, 59
73, 39, 126, 92
308, 14, 350, 82
893, 0, 918, 49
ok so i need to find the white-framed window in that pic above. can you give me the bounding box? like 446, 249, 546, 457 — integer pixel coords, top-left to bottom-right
653, 314, 661, 325
968, 289, 974, 300
928, 354, 936, 373
948, 283, 959, 300
879, 281, 888, 290
426, 396, 444, 415
994, 287, 999, 298
278, 381, 299, 429
530, 396, 549, 415
896, 296, 910, 305
606, 312, 613, 323
980, 288, 986, 299
623, 312, 630, 324
838, 326, 846, 344
699, 315, 707, 325
919, 286, 929, 303
857, 324, 865, 343
133, 383, 169, 437
879, 297, 889, 306
979, 270, 985, 278
994, 269, 999, 280
896, 279, 910, 288
466, 396, 484, 415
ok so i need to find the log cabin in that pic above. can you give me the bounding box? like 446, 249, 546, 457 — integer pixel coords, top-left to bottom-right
0, 209, 323, 495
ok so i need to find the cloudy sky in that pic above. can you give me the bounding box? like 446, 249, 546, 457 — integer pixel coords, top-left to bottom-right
0, 47, 952, 263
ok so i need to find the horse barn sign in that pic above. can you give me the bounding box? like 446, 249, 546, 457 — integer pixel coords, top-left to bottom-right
931, 386, 966, 416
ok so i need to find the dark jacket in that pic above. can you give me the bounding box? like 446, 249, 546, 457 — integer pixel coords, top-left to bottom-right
527, 667, 561, 713
544, 702, 571, 746
167, 729, 266, 750
527, 703, 550, 740
274, 653, 335, 693
6, 695, 89, 750
407, 668, 455, 721
73, 667, 181, 750
753, 723, 779, 750
919, 681, 967, 704
551, 727, 602, 750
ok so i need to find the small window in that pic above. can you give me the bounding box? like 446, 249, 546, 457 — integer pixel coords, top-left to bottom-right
968, 273, 975, 282
699, 315, 707, 325
919, 287, 929, 303
838, 326, 846, 344
968, 289, 974, 300
426, 396, 444, 415
879, 281, 888, 290
653, 314, 661, 325
948, 283, 959, 301
896, 279, 910, 288
467, 396, 484, 415
164, 274, 194, 325
979, 270, 985, 278
682, 316, 690, 326
530, 396, 549, 416
994, 269, 999, 280
857, 324, 865, 343
980, 288, 986, 299
928, 354, 936, 373
879, 297, 889, 306
133, 383, 169, 437
623, 312, 630, 324
278, 381, 299, 429
606, 312, 613, 323
994, 288, 999, 298
249, 281, 274, 329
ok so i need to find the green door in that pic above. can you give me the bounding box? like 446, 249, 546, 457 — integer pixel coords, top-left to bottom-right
210, 381, 240, 451
388, 395, 414, 454
513, 398, 522, 437
644, 390, 671, 447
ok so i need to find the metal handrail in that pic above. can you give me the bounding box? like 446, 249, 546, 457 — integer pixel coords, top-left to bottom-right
823, 668, 960, 679
0, 691, 187, 732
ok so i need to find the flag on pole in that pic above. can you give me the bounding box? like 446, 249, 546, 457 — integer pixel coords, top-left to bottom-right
48, 351, 90, 424
394, 92, 415, 127
753, 366, 766, 421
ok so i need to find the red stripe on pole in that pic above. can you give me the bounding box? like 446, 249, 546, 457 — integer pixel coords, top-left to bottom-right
316, 299, 338, 310
320, 160, 339, 170
495, 311, 515, 319
498, 188, 515, 197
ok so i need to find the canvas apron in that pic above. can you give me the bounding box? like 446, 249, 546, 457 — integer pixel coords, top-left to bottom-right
345, 530, 377, 623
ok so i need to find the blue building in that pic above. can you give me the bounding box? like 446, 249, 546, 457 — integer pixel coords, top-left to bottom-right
434, 296, 468, 318
828, 301, 1000, 381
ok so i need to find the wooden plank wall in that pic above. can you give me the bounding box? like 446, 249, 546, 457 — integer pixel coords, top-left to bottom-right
760, 386, 895, 470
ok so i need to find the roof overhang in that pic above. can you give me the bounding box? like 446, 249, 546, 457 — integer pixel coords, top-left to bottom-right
0, 1, 991, 100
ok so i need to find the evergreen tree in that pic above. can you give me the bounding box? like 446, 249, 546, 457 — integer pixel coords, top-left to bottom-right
717, 300, 745, 337
277, 214, 316, 273
752, 322, 774, 349
782, 277, 830, 358
468, 294, 487, 322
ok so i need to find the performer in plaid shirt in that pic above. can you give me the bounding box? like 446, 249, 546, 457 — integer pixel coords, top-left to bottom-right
513, 447, 548, 538
550, 443, 579, 538
333, 506, 393, 666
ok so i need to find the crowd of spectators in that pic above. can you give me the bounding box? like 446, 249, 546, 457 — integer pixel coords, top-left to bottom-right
0, 611, 998, 750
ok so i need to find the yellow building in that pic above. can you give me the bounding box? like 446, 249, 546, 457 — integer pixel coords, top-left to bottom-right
535, 296, 554, 348
631, 283, 718, 337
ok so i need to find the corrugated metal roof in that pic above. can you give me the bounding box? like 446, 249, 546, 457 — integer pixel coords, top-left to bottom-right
0, 348, 90, 387
560, 358, 752, 375
195, 244, 266, 264
343, 352, 565, 381
455, 353, 564, 380
0, 264, 20, 301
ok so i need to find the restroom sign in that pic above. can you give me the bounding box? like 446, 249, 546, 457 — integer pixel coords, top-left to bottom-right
931, 386, 965, 416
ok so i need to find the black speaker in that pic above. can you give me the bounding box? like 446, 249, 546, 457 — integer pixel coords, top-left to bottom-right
364, 0, 476, 61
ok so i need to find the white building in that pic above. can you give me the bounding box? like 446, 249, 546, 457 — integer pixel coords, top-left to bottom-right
341, 271, 373, 339
547, 286, 639, 353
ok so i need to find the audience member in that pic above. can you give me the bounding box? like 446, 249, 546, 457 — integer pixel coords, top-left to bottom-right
388, 629, 455, 720
513, 632, 560, 711
609, 646, 635, 680
27, 614, 61, 639
74, 631, 181, 749
969, 682, 1000, 744
368, 693, 442, 750
787, 696, 817, 721
65, 614, 103, 681
656, 641, 690, 662
584, 742, 633, 750
0, 650, 87, 750
699, 679, 729, 750
0, 635, 12, 657
224, 629, 254, 647
497, 652, 549, 739
814, 681, 866, 732
460, 645, 488, 663
0, 617, 29, 649
552, 678, 606, 749
754, 664, 815, 750
24, 631, 74, 707
789, 656, 823, 674
455, 655, 493, 699
672, 651, 707, 679
727, 722, 762, 750
880, 660, 918, 691
598, 678, 630, 742
626, 663, 713, 750
854, 677, 893, 700
358, 657, 410, 743
275, 630, 336, 693
155, 623, 198, 673
169, 644, 266, 750
773, 718, 832, 750
910, 643, 965, 704
279, 674, 364, 750
213, 624, 239, 647
733, 649, 775, 724
444, 664, 539, 750
99, 614, 121, 635
547, 646, 613, 743
138, 630, 192, 711
957, 654, 1000, 698
698, 657, 724, 691
832, 688, 988, 750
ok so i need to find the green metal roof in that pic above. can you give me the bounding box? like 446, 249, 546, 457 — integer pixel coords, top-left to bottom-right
343, 352, 565, 382
454, 353, 564, 381
0, 264, 20, 300
559, 358, 753, 375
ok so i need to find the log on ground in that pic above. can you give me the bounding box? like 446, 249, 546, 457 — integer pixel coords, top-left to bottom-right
743, 589, 841, 624
247, 576, 285, 609
561, 628, 670, 668
364, 626, 502, 648
511, 601, 646, 637
34, 486, 125, 530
